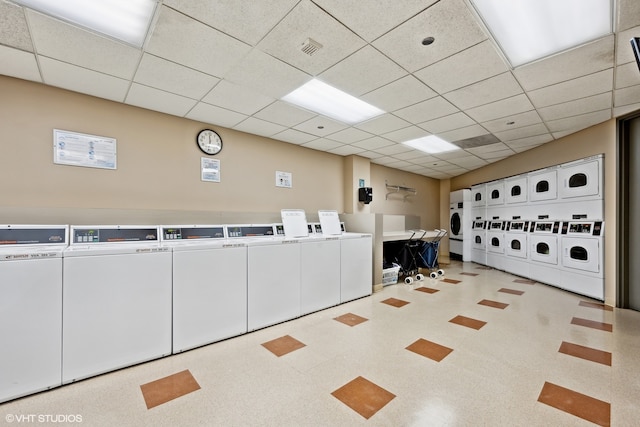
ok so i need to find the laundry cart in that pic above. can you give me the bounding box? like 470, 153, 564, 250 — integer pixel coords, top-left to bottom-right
62, 226, 172, 383
0, 225, 68, 403
162, 225, 247, 353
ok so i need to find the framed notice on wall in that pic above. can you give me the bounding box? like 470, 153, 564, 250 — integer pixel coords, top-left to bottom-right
53, 129, 117, 170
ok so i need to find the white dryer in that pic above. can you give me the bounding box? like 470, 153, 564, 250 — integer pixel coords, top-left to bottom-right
559, 221, 604, 300
162, 225, 247, 354
486, 220, 506, 270
0, 225, 67, 403
528, 221, 562, 287
529, 167, 558, 203
470, 220, 487, 266
504, 174, 529, 220
449, 189, 471, 261
504, 220, 530, 278
62, 226, 172, 383
486, 180, 506, 219
558, 155, 604, 220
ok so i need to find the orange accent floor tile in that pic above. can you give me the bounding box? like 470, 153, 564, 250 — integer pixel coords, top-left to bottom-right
381, 297, 410, 308
579, 300, 614, 311
571, 317, 613, 332
442, 278, 461, 284
559, 341, 612, 366
331, 376, 395, 419
498, 288, 525, 295
334, 313, 369, 327
406, 338, 453, 362
537, 381, 610, 426
449, 315, 487, 330
513, 279, 536, 285
261, 335, 306, 357
140, 370, 201, 410
478, 299, 509, 309
415, 286, 439, 294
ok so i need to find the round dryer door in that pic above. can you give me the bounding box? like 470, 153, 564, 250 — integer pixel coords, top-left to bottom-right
450, 212, 461, 236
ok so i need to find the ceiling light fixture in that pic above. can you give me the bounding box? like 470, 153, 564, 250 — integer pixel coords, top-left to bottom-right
13, 0, 158, 47
402, 135, 460, 154
470, 0, 612, 67
282, 79, 385, 124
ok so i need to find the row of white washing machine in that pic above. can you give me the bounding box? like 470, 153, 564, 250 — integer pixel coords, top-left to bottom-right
0, 212, 372, 403
470, 219, 604, 300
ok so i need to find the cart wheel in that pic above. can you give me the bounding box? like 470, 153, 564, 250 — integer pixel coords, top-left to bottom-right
429, 271, 438, 279
437, 269, 445, 276
415, 273, 424, 281
404, 276, 414, 284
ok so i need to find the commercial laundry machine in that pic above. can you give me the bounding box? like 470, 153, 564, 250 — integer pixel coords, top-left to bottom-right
557, 155, 604, 220
486, 180, 506, 220
504, 174, 528, 220
162, 225, 247, 353
319, 210, 372, 303
559, 221, 604, 300
0, 225, 67, 403
486, 220, 507, 270
504, 220, 530, 278
528, 220, 562, 287
470, 219, 487, 266
62, 226, 172, 383
449, 189, 471, 261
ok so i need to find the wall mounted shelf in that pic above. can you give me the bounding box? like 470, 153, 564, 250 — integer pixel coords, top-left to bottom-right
385, 181, 417, 201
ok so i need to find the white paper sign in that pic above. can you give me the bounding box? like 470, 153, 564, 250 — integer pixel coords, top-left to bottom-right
201, 158, 220, 182
276, 171, 292, 188
53, 129, 117, 170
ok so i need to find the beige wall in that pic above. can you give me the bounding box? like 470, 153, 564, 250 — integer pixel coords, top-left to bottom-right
450, 120, 617, 306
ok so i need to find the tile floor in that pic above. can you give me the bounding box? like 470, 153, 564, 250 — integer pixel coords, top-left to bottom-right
2, 261, 640, 426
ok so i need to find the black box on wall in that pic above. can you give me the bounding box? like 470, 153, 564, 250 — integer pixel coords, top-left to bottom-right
358, 187, 373, 204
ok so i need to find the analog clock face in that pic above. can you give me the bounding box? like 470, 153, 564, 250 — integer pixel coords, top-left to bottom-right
197, 129, 223, 155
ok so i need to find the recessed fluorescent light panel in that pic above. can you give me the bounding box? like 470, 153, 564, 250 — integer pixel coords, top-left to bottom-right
403, 135, 460, 154
13, 0, 157, 47
471, 0, 612, 67
282, 79, 384, 124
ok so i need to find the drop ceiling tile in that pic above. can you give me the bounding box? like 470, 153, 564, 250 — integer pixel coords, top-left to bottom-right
615, 84, 640, 107
301, 138, 344, 151
134, 54, 219, 100
618, 0, 640, 32
272, 129, 317, 145
355, 114, 411, 134
616, 26, 640, 65
224, 49, 311, 99
328, 145, 366, 156
357, 151, 386, 160
0, 1, 33, 51
432, 151, 472, 161
465, 94, 534, 123
163, 0, 298, 46
474, 148, 514, 160
615, 62, 640, 89
418, 112, 476, 134
402, 164, 429, 173
415, 40, 508, 93
481, 111, 543, 133
382, 126, 429, 143
0, 45, 40, 82
373, 143, 414, 156
494, 123, 549, 142
394, 97, 459, 123
326, 127, 373, 143
147, 6, 251, 78
254, 101, 317, 128
504, 133, 553, 148
450, 156, 488, 168
392, 150, 427, 161
313, 0, 437, 42
320, 46, 406, 96
614, 102, 640, 117
126, 83, 197, 117
538, 93, 612, 121
466, 142, 511, 155
528, 69, 614, 108
351, 137, 395, 150
439, 125, 488, 143
372, 0, 487, 72
186, 103, 248, 128
233, 117, 287, 137
546, 110, 612, 134
257, 0, 366, 75
293, 116, 348, 136
509, 140, 549, 153
411, 155, 441, 166
27, 10, 141, 80
202, 80, 274, 115
39, 57, 129, 102
361, 75, 437, 112
372, 158, 411, 168
443, 72, 523, 110
514, 36, 614, 91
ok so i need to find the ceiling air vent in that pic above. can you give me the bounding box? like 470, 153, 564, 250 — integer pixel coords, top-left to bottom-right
301, 38, 323, 56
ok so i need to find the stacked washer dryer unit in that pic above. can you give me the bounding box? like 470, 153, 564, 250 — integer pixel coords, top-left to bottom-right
485, 180, 508, 270
0, 225, 67, 403
503, 174, 530, 277
559, 221, 605, 300
62, 226, 172, 383
470, 183, 487, 265
162, 225, 247, 354
449, 189, 471, 261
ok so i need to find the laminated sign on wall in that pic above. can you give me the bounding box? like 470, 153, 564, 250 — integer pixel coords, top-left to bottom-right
53, 129, 117, 170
